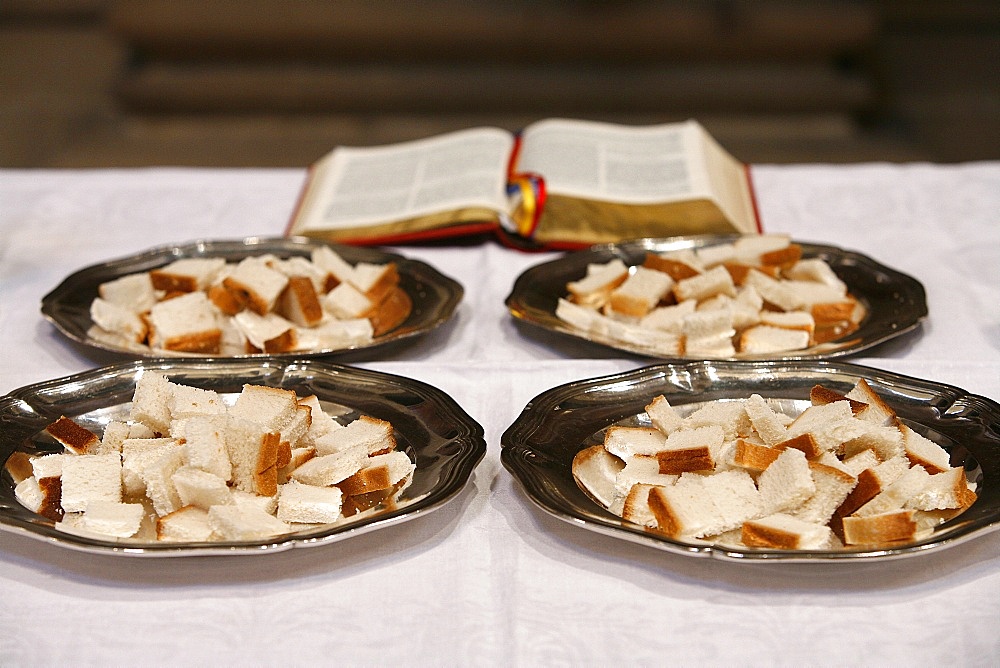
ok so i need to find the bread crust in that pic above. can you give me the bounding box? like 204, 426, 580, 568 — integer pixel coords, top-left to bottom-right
366, 286, 412, 336
45, 416, 99, 454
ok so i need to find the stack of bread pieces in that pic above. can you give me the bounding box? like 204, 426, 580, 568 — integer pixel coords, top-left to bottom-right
8, 372, 414, 542
88, 245, 411, 355
556, 234, 864, 357
573, 378, 978, 550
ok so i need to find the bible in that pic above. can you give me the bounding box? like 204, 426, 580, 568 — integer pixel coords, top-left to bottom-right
286, 118, 762, 250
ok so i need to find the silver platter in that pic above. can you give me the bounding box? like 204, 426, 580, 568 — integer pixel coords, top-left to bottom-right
505, 235, 927, 360
0, 358, 485, 556
501, 360, 999, 563
41, 236, 463, 359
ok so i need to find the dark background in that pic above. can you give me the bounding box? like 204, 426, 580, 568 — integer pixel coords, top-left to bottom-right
3, 0, 998, 167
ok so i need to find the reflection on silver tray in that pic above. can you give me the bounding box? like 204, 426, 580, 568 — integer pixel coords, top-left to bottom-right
505, 235, 927, 360
0, 359, 485, 557
501, 360, 1000, 563
41, 237, 463, 359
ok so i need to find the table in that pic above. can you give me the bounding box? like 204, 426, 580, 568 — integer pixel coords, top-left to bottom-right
2, 163, 999, 666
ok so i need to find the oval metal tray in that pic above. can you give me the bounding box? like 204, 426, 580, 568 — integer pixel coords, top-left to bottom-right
41, 236, 463, 359
0, 358, 486, 556
501, 360, 999, 563
505, 235, 927, 360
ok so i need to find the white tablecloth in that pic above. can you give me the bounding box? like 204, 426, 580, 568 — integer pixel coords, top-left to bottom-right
1, 163, 999, 666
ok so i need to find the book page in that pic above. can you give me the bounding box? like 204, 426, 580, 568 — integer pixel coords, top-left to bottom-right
516, 118, 711, 204
295, 127, 514, 232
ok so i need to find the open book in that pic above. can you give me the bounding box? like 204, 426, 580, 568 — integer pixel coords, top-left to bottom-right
287, 118, 762, 250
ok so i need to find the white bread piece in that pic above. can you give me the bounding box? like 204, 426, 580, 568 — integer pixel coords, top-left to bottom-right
608, 456, 676, 516
208, 504, 290, 541
278, 403, 312, 449
59, 453, 123, 513
744, 394, 788, 446
311, 245, 358, 290
836, 454, 911, 517
602, 426, 667, 461
149, 257, 226, 293
694, 241, 737, 267
702, 469, 762, 531
231, 488, 279, 515
555, 297, 602, 333
230, 384, 299, 432
78, 500, 145, 538
743, 269, 804, 312
842, 422, 904, 461
156, 505, 215, 542
278, 275, 325, 328
730, 439, 781, 473
900, 424, 952, 474
732, 233, 793, 263
30, 453, 65, 480
45, 416, 100, 455
233, 311, 298, 353
645, 395, 684, 436
782, 280, 849, 307
673, 265, 736, 303
600, 318, 683, 355
289, 444, 368, 486
839, 448, 882, 477
757, 447, 816, 515
853, 465, 931, 518
606, 266, 674, 318
639, 299, 697, 333
784, 258, 847, 292
98, 420, 154, 455
682, 400, 751, 441
646, 248, 705, 280
566, 259, 629, 307
323, 281, 373, 319
217, 314, 249, 355
14, 477, 45, 513
759, 310, 815, 333
278, 446, 317, 484
349, 261, 399, 301
171, 466, 233, 510
572, 444, 626, 509
647, 474, 725, 538
168, 383, 225, 421
277, 480, 344, 524
841, 509, 917, 545
683, 333, 736, 358
98, 272, 158, 313
905, 467, 977, 511
742, 512, 834, 550
142, 447, 184, 516
738, 325, 810, 354
90, 298, 148, 343
337, 450, 414, 497
272, 255, 327, 294
621, 483, 659, 528
297, 394, 343, 443
224, 416, 281, 496
845, 378, 897, 426
221, 256, 289, 315
176, 414, 232, 481
121, 437, 178, 496
313, 415, 395, 457
789, 462, 857, 525
147, 291, 222, 354
296, 317, 374, 351
682, 308, 735, 340
784, 401, 868, 453
129, 371, 175, 435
